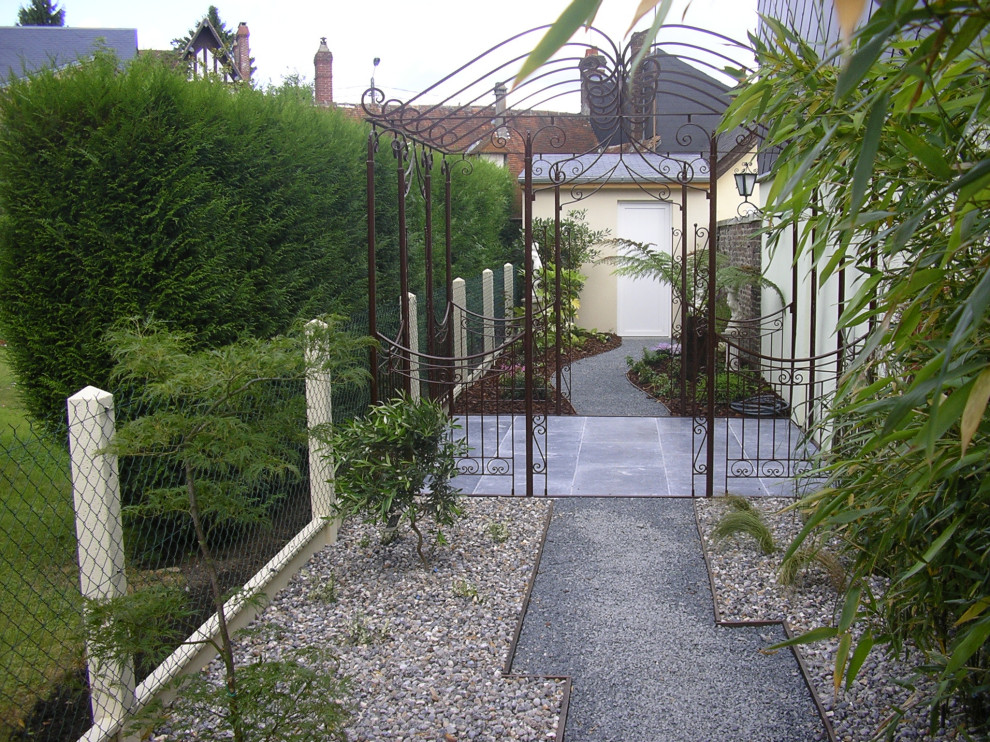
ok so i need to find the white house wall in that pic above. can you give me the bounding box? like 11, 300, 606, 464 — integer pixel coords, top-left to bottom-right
532, 185, 711, 334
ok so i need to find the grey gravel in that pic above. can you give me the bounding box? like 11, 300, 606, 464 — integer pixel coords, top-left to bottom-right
696, 496, 979, 741
510, 497, 828, 742
161, 498, 562, 741
569, 337, 671, 416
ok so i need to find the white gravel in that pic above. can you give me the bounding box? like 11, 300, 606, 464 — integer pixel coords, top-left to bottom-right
160, 497, 561, 741
695, 496, 979, 742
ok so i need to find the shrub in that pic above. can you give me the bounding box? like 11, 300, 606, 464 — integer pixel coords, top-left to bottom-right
0, 52, 515, 428
330, 394, 468, 564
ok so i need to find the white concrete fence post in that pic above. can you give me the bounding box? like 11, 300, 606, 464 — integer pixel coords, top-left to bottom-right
452, 278, 467, 382
503, 263, 514, 319
482, 269, 495, 360
304, 320, 339, 538
66, 386, 136, 731
406, 292, 421, 401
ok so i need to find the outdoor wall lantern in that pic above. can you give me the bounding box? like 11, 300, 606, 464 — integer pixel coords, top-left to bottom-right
734, 161, 759, 216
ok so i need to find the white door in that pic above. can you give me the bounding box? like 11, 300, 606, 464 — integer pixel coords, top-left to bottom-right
616, 201, 672, 336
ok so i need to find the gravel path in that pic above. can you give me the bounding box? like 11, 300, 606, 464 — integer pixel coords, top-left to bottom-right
568, 337, 671, 416
696, 496, 978, 741
510, 497, 828, 742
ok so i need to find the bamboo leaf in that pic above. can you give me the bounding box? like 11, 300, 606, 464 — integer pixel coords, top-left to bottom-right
834, 632, 852, 697
834, 0, 868, 43
849, 92, 888, 218
513, 0, 603, 89
944, 616, 990, 676
961, 368, 990, 455
768, 626, 839, 650
845, 630, 875, 690
838, 585, 861, 633
955, 598, 990, 628
626, 0, 666, 36
835, 22, 897, 100
898, 517, 963, 583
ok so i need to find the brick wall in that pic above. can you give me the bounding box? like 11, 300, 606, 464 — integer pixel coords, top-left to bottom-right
717, 215, 762, 323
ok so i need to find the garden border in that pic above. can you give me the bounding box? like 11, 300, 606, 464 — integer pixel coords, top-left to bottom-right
693, 504, 838, 742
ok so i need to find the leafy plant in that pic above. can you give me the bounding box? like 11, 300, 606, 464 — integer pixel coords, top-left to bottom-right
725, 1, 990, 730
487, 521, 510, 543
90, 316, 366, 742
452, 578, 483, 604
602, 242, 783, 322
330, 394, 468, 564
135, 644, 351, 742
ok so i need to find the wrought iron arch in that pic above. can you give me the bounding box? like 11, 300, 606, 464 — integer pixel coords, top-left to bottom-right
359, 24, 823, 499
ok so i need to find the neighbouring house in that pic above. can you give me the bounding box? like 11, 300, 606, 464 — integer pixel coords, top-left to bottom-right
527, 33, 758, 336
177, 17, 251, 83
312, 30, 756, 337
755, 0, 880, 364
0, 25, 137, 85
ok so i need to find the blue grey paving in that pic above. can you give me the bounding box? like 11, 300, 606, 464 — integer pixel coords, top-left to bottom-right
568, 337, 673, 416
509, 498, 829, 742
452, 415, 808, 497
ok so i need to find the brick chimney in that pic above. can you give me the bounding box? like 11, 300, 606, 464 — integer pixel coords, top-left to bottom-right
314, 38, 333, 106
235, 22, 250, 82
579, 47, 605, 116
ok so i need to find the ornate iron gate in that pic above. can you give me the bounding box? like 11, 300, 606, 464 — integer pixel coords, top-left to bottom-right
361, 25, 836, 498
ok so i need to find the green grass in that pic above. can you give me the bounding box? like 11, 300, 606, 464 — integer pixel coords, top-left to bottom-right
0, 346, 82, 740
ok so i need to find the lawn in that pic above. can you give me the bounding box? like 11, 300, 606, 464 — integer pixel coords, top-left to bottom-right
0, 346, 83, 741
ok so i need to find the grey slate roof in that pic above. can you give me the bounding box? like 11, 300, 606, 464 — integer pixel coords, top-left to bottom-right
527, 152, 709, 185
0, 26, 138, 84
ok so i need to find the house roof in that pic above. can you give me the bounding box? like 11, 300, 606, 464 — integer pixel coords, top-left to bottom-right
0, 26, 137, 85
179, 18, 241, 82
526, 152, 711, 185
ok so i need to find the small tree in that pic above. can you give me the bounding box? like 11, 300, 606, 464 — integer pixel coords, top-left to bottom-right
16, 0, 64, 26
96, 316, 369, 741
330, 394, 467, 564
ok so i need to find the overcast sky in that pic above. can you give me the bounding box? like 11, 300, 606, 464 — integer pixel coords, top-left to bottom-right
3, 0, 757, 103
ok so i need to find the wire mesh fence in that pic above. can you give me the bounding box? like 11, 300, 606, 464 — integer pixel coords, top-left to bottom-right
0, 421, 85, 742
0, 268, 507, 742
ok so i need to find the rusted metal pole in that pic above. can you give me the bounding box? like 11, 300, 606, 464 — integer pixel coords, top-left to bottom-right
705, 134, 717, 498
395, 138, 411, 397
367, 132, 379, 404
423, 151, 436, 400
524, 134, 535, 498
554, 187, 563, 415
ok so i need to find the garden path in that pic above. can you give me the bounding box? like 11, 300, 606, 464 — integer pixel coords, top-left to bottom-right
510, 497, 829, 742
567, 336, 671, 416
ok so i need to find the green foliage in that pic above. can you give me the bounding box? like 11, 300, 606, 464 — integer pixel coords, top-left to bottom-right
16, 0, 64, 26
779, 544, 846, 593
135, 644, 351, 741
0, 53, 515, 429
713, 509, 776, 555
331, 394, 467, 564
603, 242, 782, 320
724, 0, 990, 729
487, 520, 510, 543
95, 317, 364, 742
0, 52, 369, 427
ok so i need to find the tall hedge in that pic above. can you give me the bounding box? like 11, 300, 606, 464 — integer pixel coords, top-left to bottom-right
0, 53, 515, 425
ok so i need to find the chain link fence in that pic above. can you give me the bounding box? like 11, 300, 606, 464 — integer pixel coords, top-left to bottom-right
0, 267, 508, 741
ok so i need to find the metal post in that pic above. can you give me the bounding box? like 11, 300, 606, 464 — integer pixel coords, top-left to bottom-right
67, 386, 136, 729
553, 187, 563, 415
524, 134, 535, 498
705, 135, 718, 498
395, 138, 411, 396
367, 132, 379, 404
424, 152, 436, 398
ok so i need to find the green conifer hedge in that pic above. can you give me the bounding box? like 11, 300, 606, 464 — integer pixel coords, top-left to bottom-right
0, 52, 515, 425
